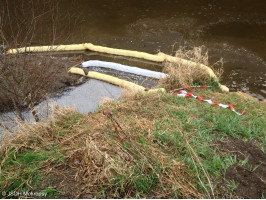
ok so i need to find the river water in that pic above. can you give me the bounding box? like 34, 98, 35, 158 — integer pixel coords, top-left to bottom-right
1, 0, 266, 100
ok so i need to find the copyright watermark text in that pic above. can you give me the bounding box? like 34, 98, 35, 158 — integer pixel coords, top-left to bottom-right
2, 191, 47, 197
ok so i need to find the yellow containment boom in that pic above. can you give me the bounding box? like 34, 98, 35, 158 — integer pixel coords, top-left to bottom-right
7, 44, 86, 54
68, 67, 166, 93
7, 43, 229, 92
83, 43, 165, 62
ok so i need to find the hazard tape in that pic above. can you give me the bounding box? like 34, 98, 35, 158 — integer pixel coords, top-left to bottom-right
170, 86, 245, 115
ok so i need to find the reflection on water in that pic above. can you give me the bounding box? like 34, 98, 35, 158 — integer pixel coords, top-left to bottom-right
1, 0, 265, 100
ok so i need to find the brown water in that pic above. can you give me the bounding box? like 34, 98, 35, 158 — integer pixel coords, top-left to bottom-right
1, 0, 266, 100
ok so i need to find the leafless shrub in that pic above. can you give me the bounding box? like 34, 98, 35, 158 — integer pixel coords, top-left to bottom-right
0, 0, 82, 124
1, 54, 61, 118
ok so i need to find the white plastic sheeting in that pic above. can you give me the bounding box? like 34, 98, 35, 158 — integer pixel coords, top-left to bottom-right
82, 60, 169, 79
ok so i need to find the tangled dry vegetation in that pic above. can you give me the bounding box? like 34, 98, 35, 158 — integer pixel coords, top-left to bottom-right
0, 53, 83, 122
0, 85, 265, 198
159, 46, 224, 90
0, 0, 83, 123
0, 93, 208, 198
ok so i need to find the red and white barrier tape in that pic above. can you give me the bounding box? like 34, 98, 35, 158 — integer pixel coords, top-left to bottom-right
170, 86, 245, 116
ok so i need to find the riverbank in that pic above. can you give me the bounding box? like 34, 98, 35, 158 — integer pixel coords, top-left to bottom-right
0, 87, 265, 198
0, 54, 85, 113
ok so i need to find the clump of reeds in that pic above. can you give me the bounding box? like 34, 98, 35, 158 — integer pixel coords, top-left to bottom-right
158, 46, 224, 90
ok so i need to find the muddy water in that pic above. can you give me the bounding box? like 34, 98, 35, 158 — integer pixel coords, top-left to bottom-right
0, 79, 121, 134
1, 0, 266, 100
0, 67, 159, 134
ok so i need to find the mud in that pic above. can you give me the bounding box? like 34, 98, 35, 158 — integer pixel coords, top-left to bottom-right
217, 137, 266, 198
39, 164, 78, 199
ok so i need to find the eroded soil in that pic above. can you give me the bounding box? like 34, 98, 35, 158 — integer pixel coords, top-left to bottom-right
217, 137, 266, 198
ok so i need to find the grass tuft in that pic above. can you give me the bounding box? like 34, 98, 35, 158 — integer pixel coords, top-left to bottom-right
158, 46, 223, 90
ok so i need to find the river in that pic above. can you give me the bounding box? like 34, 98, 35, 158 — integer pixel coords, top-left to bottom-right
1, 0, 266, 100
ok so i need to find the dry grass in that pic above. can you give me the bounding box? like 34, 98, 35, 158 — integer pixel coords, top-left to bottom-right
158, 46, 224, 90
0, 94, 204, 198
1, 86, 265, 198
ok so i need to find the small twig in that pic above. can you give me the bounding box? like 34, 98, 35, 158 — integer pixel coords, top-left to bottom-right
103, 112, 154, 170
175, 126, 215, 198
187, 143, 211, 198
0, 121, 12, 132
165, 110, 215, 198
27, 93, 40, 122
69, 62, 82, 69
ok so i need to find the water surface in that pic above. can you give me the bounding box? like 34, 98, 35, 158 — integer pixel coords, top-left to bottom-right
1, 0, 265, 99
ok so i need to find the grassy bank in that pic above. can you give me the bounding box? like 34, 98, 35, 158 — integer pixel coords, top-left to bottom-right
0, 87, 265, 198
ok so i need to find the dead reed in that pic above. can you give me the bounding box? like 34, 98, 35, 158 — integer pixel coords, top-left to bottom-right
158, 46, 224, 90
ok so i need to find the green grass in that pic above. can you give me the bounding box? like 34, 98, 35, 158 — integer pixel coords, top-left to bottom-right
55, 112, 82, 129
227, 179, 239, 198
40, 188, 61, 198
0, 88, 265, 198
136, 90, 264, 197
0, 148, 64, 198
109, 160, 160, 198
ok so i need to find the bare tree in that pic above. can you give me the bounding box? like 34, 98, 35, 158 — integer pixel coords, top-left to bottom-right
0, 0, 72, 126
